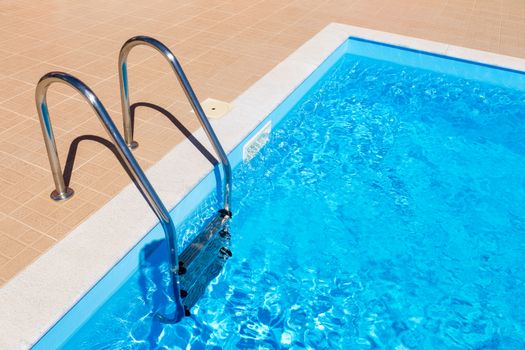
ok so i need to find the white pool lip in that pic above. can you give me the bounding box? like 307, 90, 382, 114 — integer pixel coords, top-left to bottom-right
2, 23, 525, 349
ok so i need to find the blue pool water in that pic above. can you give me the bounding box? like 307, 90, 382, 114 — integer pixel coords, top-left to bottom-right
39, 40, 525, 349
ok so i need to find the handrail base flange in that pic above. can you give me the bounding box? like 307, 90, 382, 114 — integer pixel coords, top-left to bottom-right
128, 140, 139, 150
50, 187, 74, 201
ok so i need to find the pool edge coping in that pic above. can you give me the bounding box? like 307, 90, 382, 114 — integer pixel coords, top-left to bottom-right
2, 23, 525, 349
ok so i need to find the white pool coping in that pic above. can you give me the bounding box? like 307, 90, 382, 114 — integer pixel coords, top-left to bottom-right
2, 23, 525, 349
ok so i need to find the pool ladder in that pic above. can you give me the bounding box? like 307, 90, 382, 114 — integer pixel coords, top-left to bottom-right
35, 36, 233, 322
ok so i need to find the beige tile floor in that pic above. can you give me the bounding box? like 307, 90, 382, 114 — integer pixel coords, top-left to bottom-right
1, 0, 525, 286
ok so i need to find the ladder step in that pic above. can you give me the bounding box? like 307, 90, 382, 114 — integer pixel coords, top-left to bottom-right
178, 211, 232, 311
179, 212, 225, 267
181, 239, 230, 309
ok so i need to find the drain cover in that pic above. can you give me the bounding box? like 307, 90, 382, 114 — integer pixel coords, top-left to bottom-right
197, 98, 232, 119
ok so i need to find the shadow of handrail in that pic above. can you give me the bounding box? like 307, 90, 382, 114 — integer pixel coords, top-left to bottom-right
62, 134, 159, 213
130, 102, 224, 204
130, 102, 218, 167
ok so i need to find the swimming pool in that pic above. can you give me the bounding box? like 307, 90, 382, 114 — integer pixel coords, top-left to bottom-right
34, 37, 525, 349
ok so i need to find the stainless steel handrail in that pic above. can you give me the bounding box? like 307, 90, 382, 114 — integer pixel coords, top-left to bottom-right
35, 72, 185, 322
118, 35, 232, 213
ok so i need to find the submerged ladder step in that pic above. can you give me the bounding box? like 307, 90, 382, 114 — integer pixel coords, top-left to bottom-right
179, 212, 226, 266
179, 211, 232, 311
180, 234, 231, 309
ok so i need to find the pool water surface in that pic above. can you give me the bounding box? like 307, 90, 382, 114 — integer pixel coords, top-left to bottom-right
43, 42, 525, 349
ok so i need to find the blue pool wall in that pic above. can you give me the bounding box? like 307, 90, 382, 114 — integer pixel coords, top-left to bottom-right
349, 37, 525, 90
33, 37, 525, 348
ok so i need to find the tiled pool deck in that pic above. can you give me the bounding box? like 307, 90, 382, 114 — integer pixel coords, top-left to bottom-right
1, 0, 525, 285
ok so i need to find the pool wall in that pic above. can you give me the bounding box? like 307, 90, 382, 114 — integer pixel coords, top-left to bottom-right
2, 23, 525, 349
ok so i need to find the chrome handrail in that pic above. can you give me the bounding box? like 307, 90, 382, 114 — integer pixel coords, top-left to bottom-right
118, 36, 232, 213
35, 72, 185, 322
